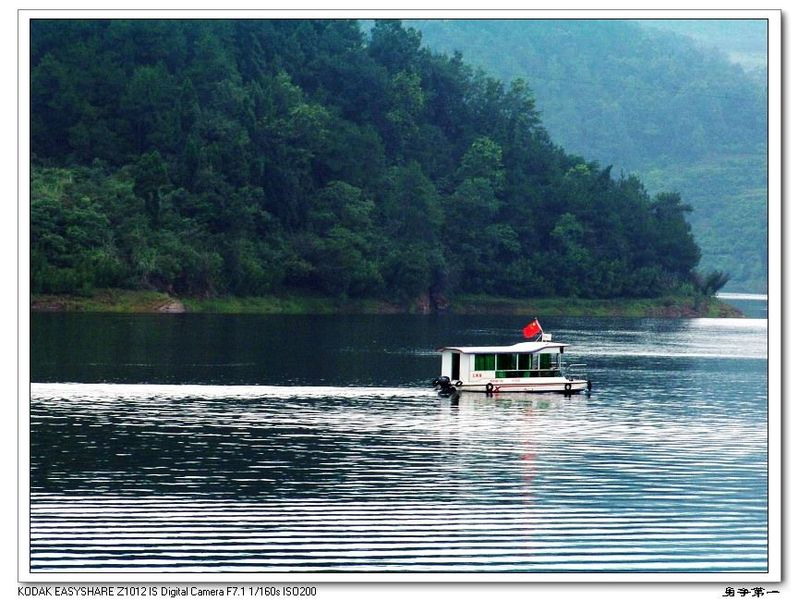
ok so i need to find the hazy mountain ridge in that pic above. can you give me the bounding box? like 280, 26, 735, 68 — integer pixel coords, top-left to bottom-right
636, 19, 768, 75
413, 19, 767, 292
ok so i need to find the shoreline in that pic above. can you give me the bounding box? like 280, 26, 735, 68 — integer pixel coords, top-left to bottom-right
30, 289, 744, 318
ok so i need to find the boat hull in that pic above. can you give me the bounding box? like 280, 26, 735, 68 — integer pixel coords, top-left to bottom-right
458, 379, 590, 394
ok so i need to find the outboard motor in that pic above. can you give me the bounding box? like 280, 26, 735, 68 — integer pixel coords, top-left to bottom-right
432, 375, 457, 397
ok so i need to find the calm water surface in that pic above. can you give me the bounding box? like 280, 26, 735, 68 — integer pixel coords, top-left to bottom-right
717, 293, 768, 319
30, 313, 769, 573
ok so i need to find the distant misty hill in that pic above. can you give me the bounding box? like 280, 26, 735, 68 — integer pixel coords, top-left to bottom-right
413, 19, 768, 292
636, 19, 767, 75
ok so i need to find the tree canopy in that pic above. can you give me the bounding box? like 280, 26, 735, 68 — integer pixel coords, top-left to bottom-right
31, 19, 703, 302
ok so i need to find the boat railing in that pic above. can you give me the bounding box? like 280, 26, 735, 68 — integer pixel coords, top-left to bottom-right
495, 368, 562, 378
566, 363, 588, 381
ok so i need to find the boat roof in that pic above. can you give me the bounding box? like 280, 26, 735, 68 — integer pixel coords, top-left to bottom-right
436, 341, 569, 354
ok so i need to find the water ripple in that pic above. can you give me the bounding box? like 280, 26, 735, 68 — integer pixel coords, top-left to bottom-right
30, 379, 767, 573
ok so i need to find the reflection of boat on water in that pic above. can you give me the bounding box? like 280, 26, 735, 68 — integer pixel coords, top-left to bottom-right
433, 319, 591, 397
438, 390, 582, 410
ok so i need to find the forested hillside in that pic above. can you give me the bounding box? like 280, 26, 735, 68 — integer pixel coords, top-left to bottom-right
637, 19, 767, 74
31, 20, 704, 305
413, 19, 767, 292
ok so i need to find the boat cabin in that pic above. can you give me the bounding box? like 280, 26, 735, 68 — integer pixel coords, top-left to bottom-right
439, 340, 565, 380
435, 336, 590, 394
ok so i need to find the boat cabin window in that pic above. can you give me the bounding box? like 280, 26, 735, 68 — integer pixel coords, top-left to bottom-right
475, 354, 496, 370
497, 354, 515, 370
475, 351, 561, 378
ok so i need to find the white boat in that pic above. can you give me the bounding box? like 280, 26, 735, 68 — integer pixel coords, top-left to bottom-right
433, 333, 591, 396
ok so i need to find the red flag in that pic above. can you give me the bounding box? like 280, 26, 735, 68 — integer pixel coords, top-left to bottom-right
522, 318, 542, 339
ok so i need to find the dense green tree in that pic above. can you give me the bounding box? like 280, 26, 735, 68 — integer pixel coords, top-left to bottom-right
300, 181, 382, 296
132, 151, 170, 227
30, 19, 705, 303
368, 20, 423, 74
649, 192, 701, 277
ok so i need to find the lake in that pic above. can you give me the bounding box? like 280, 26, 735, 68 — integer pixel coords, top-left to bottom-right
29, 311, 769, 574
717, 292, 768, 319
